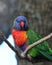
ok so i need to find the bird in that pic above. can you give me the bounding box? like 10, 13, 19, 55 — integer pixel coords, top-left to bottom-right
12, 16, 52, 61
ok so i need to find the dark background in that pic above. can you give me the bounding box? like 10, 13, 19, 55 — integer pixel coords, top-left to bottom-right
0, 0, 52, 65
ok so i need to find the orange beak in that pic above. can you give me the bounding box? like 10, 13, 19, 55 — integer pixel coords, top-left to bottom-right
20, 21, 25, 27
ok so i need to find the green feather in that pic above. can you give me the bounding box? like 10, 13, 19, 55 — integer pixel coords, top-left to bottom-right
26, 29, 52, 60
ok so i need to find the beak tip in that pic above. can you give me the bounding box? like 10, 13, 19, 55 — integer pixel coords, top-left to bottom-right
20, 21, 24, 27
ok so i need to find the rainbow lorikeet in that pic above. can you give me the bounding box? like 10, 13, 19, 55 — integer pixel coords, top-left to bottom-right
12, 16, 52, 61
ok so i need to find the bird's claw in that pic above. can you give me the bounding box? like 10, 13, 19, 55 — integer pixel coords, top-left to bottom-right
21, 53, 26, 58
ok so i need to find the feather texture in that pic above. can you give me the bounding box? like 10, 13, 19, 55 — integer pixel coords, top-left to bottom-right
26, 29, 52, 60
12, 29, 27, 46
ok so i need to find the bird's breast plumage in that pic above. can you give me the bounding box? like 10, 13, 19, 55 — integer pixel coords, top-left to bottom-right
12, 29, 27, 46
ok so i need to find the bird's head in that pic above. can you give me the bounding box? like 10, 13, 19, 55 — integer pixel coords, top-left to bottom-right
13, 16, 28, 31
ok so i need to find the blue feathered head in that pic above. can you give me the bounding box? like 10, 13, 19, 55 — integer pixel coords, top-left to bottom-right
13, 16, 28, 30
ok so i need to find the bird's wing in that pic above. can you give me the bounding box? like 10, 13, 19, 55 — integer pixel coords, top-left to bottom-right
26, 29, 52, 60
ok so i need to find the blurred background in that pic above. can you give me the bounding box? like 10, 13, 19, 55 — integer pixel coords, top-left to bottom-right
0, 0, 52, 65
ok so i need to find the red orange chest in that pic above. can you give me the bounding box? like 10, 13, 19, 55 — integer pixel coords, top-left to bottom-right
12, 29, 27, 46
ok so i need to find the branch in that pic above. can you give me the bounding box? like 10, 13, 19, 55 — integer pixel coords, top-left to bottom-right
0, 31, 52, 61
21, 33, 52, 58
0, 31, 21, 58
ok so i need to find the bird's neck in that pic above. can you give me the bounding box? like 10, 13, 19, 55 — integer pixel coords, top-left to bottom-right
14, 30, 26, 33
